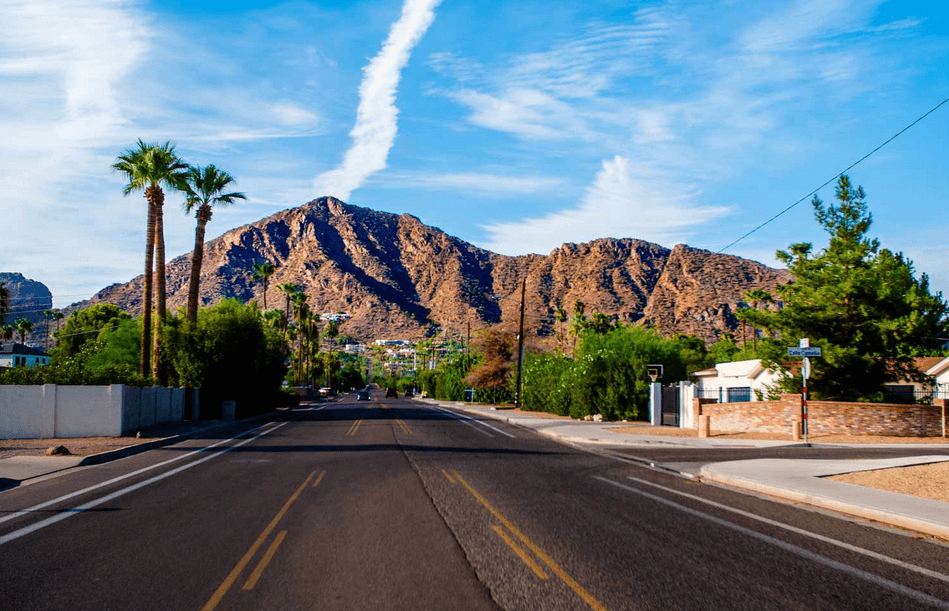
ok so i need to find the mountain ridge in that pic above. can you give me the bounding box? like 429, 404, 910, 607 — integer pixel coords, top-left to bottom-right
74, 197, 791, 342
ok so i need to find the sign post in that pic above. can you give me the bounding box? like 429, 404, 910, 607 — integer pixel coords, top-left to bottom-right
787, 339, 821, 443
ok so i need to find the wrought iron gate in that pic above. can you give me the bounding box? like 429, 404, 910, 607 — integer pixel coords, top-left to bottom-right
661, 385, 679, 426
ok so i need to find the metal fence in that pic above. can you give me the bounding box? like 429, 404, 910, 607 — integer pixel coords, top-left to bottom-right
694, 387, 753, 403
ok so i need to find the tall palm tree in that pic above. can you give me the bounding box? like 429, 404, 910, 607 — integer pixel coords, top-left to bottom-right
0, 282, 9, 325
113, 140, 190, 379
43, 310, 52, 353
252, 262, 277, 310
183, 165, 246, 322
14, 318, 33, 344
52, 312, 64, 346
1, 324, 13, 342
555, 306, 568, 353
276, 282, 299, 327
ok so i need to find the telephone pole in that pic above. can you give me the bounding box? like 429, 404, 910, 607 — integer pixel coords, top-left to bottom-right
514, 280, 526, 409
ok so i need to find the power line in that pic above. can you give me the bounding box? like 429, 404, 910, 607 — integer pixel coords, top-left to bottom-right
717, 95, 949, 254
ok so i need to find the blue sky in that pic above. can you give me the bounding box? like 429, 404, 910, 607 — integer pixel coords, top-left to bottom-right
2, 0, 948, 308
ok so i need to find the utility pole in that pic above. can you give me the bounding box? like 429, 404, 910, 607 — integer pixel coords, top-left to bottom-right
514, 280, 526, 409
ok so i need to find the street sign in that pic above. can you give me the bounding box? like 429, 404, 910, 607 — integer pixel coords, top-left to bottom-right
787, 347, 821, 357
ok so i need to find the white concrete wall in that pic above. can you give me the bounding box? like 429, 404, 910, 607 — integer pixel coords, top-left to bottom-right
0, 385, 193, 439
679, 382, 695, 429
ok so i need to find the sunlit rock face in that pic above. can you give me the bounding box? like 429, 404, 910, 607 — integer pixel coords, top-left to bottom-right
75, 197, 790, 342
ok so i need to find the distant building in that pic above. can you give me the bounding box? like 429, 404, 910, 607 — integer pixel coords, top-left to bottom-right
373, 339, 412, 346
321, 312, 351, 323
0, 343, 50, 369
692, 359, 780, 403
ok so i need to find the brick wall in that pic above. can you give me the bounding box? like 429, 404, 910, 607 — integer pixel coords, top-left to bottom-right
694, 395, 945, 437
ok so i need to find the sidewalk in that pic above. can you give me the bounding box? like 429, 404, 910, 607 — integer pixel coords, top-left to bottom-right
424, 399, 949, 541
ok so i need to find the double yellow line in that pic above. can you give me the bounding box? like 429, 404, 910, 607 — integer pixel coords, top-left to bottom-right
396, 418, 412, 435
346, 417, 363, 436
201, 469, 327, 611
445, 469, 607, 611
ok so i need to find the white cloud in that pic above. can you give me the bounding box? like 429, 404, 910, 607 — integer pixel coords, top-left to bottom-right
480, 156, 731, 255
271, 102, 321, 127
313, 0, 443, 202
381, 171, 569, 197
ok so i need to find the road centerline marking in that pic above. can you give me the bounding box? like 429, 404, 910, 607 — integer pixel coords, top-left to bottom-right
442, 469, 456, 484
453, 470, 607, 611
312, 470, 326, 488
201, 470, 316, 611
622, 475, 949, 585
492, 524, 549, 580
594, 476, 949, 610
242, 530, 288, 590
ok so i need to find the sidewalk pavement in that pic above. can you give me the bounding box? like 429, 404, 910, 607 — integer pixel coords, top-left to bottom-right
424, 399, 949, 541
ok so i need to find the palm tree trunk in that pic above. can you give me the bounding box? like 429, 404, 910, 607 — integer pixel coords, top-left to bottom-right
141, 196, 156, 377
152, 188, 167, 383
187, 208, 210, 323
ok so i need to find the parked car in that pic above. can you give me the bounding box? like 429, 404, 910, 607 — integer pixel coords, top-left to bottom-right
356, 389, 371, 401
318, 387, 332, 397
404, 389, 414, 398
385, 387, 398, 398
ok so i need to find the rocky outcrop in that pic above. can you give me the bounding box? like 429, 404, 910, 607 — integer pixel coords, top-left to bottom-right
74, 197, 791, 342
0, 272, 53, 326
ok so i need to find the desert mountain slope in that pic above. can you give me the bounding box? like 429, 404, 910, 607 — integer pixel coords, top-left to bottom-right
77, 197, 791, 341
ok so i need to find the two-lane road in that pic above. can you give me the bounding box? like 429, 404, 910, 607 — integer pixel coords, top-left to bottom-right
2, 395, 948, 610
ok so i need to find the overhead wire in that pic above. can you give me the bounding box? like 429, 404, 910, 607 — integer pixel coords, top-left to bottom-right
716, 95, 949, 254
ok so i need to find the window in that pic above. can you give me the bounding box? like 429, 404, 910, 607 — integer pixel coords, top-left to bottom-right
726, 387, 751, 402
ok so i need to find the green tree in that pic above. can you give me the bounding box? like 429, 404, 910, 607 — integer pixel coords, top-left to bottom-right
53, 304, 131, 357
276, 282, 299, 330
252, 261, 277, 310
1, 324, 13, 341
554, 305, 568, 353
672, 334, 710, 374
184, 165, 246, 322
113, 140, 190, 379
86, 317, 142, 369
755, 175, 948, 400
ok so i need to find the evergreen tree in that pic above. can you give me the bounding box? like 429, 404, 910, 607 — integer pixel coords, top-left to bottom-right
754, 175, 948, 400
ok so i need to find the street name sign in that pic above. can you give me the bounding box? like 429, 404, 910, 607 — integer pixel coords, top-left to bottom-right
787, 347, 822, 357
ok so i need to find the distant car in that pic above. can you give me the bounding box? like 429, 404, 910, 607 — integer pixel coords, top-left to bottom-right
385, 387, 398, 398
356, 389, 371, 401
318, 387, 332, 397
404, 389, 414, 398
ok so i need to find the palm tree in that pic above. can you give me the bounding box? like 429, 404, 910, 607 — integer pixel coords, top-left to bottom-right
1, 324, 13, 342
113, 140, 190, 379
183, 165, 246, 322
252, 262, 277, 310
14, 317, 33, 344
276, 282, 299, 328
0, 282, 9, 325
52, 312, 64, 345
555, 306, 568, 353
43, 310, 52, 353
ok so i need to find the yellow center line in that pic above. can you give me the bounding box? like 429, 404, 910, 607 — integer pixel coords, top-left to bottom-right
396, 419, 412, 434
442, 469, 456, 484
346, 417, 363, 436
492, 524, 549, 580
242, 530, 288, 590
200, 471, 316, 611
453, 471, 608, 611
312, 470, 326, 488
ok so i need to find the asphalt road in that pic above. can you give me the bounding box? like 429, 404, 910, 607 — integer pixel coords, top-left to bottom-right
1, 394, 948, 610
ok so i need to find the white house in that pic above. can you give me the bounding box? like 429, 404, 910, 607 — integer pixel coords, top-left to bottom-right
0, 343, 50, 369
926, 357, 949, 394
692, 359, 782, 403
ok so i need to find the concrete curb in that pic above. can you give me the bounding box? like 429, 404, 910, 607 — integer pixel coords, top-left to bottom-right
698, 468, 949, 542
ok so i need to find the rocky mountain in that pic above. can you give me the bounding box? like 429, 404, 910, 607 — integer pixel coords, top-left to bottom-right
0, 272, 53, 327
75, 197, 791, 343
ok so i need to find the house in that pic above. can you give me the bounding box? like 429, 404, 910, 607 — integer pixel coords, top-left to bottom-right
0, 343, 50, 369
692, 359, 782, 403
883, 356, 949, 402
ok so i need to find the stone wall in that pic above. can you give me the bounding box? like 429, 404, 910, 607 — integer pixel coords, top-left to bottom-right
695, 395, 946, 437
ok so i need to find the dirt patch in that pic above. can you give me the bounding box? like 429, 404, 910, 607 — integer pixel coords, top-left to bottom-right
828, 461, 949, 504
0, 437, 141, 460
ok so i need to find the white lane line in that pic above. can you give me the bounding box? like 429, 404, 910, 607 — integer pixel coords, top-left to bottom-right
622, 475, 949, 585
594, 476, 949, 610
0, 407, 322, 526
431, 406, 493, 437
0, 421, 295, 546
433, 406, 516, 438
